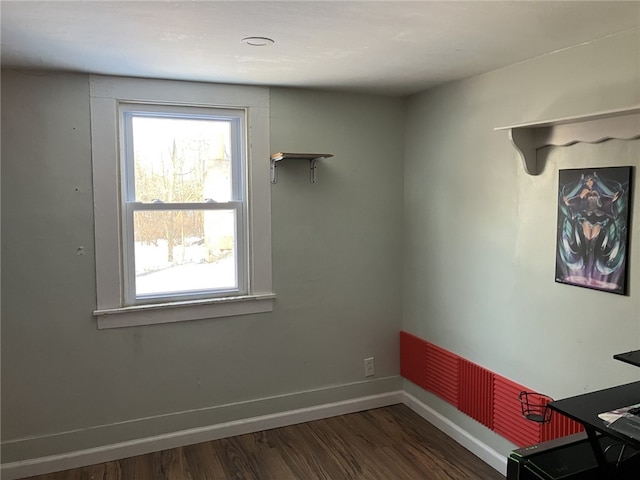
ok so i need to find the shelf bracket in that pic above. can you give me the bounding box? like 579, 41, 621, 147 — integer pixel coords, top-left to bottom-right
270, 152, 334, 184
508, 128, 538, 175
309, 157, 319, 184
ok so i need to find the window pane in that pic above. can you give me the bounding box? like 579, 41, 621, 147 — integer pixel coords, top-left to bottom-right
133, 209, 237, 297
131, 116, 233, 203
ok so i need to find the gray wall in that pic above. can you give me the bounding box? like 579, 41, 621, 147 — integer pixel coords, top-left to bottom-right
403, 28, 640, 453
3, 25, 640, 466
1, 75, 404, 461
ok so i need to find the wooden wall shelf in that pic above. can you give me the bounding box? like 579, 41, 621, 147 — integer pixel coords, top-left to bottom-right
270, 152, 334, 184
495, 106, 640, 175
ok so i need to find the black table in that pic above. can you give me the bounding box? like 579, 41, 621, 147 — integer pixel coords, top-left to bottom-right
549, 381, 640, 476
613, 350, 640, 368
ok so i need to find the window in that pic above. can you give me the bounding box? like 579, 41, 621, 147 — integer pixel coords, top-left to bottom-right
90, 76, 273, 328
121, 105, 247, 303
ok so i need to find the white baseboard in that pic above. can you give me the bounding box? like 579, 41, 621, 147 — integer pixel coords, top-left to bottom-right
1, 391, 403, 480
402, 391, 508, 476
2, 389, 508, 480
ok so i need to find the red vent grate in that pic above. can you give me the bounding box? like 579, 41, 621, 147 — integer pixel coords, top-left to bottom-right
458, 358, 494, 429
425, 341, 460, 407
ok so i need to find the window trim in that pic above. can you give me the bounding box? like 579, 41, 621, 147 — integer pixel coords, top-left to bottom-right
90, 75, 273, 329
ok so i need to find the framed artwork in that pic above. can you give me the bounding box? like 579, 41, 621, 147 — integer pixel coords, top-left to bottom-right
555, 166, 633, 295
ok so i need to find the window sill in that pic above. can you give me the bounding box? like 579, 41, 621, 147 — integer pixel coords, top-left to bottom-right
94, 293, 275, 329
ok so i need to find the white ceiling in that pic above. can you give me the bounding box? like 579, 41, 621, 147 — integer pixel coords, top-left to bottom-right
2, 1, 639, 96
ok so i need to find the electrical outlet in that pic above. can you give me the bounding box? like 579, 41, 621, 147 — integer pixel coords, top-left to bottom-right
364, 357, 375, 377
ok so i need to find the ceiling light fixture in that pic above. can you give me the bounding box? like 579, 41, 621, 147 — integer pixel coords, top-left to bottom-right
241, 36, 275, 47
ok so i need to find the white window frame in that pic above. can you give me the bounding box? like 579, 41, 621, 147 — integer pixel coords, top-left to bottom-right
120, 104, 247, 304
90, 75, 274, 329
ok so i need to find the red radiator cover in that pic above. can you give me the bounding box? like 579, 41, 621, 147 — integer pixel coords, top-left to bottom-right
400, 331, 582, 447
493, 374, 542, 446
400, 331, 429, 390
458, 358, 494, 429
424, 341, 460, 407
542, 407, 584, 441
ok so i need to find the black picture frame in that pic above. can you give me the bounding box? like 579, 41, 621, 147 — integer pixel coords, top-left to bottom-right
555, 166, 633, 295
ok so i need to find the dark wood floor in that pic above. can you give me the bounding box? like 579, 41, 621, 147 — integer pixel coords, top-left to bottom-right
22, 404, 505, 479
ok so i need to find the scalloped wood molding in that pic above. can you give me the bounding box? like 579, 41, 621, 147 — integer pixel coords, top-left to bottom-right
495, 106, 640, 175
